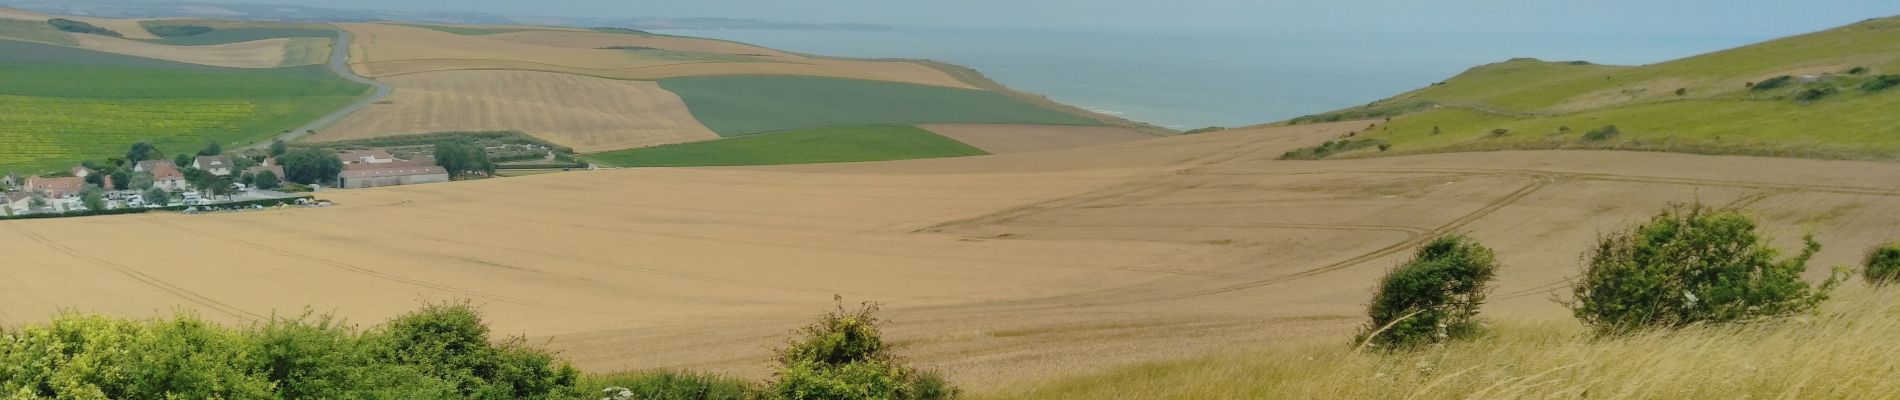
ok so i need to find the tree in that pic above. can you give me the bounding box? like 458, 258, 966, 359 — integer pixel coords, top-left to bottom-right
174, 153, 194, 169
109, 170, 131, 191
434, 140, 494, 180
129, 171, 155, 191
253, 171, 282, 190
198, 140, 223, 157
270, 139, 289, 157
208, 175, 240, 200
280, 148, 343, 186
84, 173, 106, 189
144, 187, 171, 206
127, 141, 162, 163
79, 185, 105, 212
765, 298, 957, 400
28, 195, 47, 210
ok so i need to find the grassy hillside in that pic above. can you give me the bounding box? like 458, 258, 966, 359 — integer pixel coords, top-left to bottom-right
0, 40, 367, 174
1290, 16, 1900, 160
658, 75, 1103, 136
985, 287, 1900, 399
582, 125, 987, 167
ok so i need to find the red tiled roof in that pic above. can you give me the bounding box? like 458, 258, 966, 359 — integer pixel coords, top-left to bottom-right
26, 176, 83, 197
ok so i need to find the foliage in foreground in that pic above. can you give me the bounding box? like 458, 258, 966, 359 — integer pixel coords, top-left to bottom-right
982, 288, 1900, 400
1566, 204, 1842, 335
765, 299, 959, 400
1356, 235, 1499, 349
0, 303, 577, 400
586, 370, 754, 400
1865, 242, 1900, 287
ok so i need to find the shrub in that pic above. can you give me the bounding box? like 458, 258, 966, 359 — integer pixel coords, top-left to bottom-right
1674, 88, 1688, 96
1489, 128, 1510, 138
1183, 127, 1227, 134
46, 18, 122, 37
1752, 75, 1794, 91
587, 370, 754, 400
1566, 204, 1843, 335
1794, 87, 1838, 103
1848, 66, 1869, 75
1355, 235, 1500, 350
1862, 75, 1900, 92
764, 298, 958, 400
0, 313, 274, 399
364, 302, 578, 400
1582, 125, 1620, 142
1279, 138, 1388, 160
1865, 243, 1900, 286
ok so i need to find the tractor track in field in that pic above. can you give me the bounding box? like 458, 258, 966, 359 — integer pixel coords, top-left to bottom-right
1, 222, 260, 320
147, 218, 562, 310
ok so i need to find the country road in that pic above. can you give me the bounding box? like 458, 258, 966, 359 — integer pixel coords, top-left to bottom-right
249, 27, 390, 149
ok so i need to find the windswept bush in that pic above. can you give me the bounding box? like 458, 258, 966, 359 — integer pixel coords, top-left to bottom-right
1355, 235, 1500, 350
588, 370, 754, 400
1794, 87, 1838, 103
145, 24, 215, 37
1862, 75, 1900, 93
1566, 204, 1843, 335
1865, 242, 1900, 286
366, 302, 578, 399
765, 298, 958, 400
1279, 138, 1388, 160
1751, 75, 1794, 91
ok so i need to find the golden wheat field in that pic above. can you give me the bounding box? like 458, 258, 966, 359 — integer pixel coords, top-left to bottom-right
315, 69, 720, 152
341, 23, 976, 89
4, 120, 1898, 391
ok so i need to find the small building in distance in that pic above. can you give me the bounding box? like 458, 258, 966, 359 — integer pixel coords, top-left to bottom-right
338, 149, 396, 165
338, 165, 449, 189
3, 191, 34, 215
194, 155, 236, 176
136, 160, 190, 191
25, 176, 83, 198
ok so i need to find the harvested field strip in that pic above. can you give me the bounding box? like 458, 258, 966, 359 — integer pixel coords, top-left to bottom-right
0, 19, 75, 44
73, 34, 296, 68
141, 27, 336, 46
317, 69, 718, 153
659, 75, 1101, 136
582, 125, 988, 167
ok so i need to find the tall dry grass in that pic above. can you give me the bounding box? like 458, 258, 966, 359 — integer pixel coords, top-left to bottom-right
982, 286, 1900, 399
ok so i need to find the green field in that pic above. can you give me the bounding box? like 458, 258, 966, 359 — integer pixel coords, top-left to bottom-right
0, 40, 368, 174
395, 23, 530, 36
582, 125, 988, 167
657, 75, 1102, 136
1290, 16, 1900, 160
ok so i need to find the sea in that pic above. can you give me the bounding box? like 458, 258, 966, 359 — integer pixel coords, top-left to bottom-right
652, 27, 1767, 130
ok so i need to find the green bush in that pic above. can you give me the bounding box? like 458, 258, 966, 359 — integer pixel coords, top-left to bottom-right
587, 370, 754, 400
1355, 235, 1500, 350
144, 24, 214, 38
0, 304, 573, 400
1862, 75, 1900, 92
1794, 87, 1838, 103
1566, 204, 1843, 335
1279, 138, 1388, 160
765, 299, 958, 400
1865, 243, 1900, 286
1848, 66, 1869, 75
1582, 125, 1620, 142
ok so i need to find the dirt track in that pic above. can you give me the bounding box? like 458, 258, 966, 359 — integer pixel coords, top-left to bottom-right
4, 120, 1898, 390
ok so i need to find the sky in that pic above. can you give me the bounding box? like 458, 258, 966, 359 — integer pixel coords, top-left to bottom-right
199, 0, 1900, 36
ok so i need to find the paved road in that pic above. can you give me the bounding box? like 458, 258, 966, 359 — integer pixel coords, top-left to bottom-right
248, 27, 391, 149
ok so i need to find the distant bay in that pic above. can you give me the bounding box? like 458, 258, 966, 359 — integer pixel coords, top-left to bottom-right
657, 27, 1764, 130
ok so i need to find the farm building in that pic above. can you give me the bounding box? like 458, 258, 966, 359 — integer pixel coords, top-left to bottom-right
338, 149, 396, 165
338, 165, 449, 189
3, 192, 33, 216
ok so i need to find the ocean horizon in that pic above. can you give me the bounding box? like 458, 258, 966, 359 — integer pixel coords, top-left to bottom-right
656, 27, 1769, 130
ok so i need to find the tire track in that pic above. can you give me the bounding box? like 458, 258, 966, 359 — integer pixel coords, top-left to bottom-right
0, 222, 260, 320
146, 218, 562, 310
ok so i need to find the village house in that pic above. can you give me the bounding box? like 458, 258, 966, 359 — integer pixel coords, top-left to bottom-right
0, 172, 18, 189
137, 160, 189, 191
194, 155, 235, 176
25, 176, 84, 198
338, 149, 396, 165
3, 191, 34, 216
337, 165, 449, 189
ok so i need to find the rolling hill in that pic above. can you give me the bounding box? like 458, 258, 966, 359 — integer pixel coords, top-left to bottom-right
1288, 15, 1900, 161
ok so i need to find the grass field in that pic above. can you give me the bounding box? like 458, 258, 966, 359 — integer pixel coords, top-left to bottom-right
1291, 16, 1900, 160
582, 125, 988, 167
658, 75, 1101, 136
0, 19, 76, 45
984, 287, 1900, 399
0, 40, 367, 174
395, 23, 533, 36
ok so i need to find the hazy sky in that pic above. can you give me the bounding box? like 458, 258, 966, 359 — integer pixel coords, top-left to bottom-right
204, 0, 1900, 35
